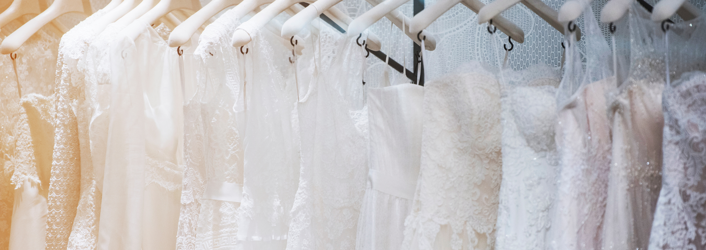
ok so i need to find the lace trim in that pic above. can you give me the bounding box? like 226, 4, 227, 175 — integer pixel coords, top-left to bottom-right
146, 157, 184, 191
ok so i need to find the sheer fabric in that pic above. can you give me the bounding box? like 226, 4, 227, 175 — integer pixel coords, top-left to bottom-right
402, 62, 502, 250
237, 28, 300, 249
176, 8, 246, 250
602, 5, 666, 250
494, 65, 560, 250
356, 83, 423, 250
0, 20, 61, 250
48, 10, 107, 250
548, 5, 613, 250
648, 13, 706, 250
98, 23, 187, 250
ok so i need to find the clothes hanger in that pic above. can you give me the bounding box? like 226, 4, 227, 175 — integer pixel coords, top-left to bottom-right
651, 0, 700, 21
230, 0, 349, 47
0, 0, 69, 34
91, 0, 141, 31
0, 0, 93, 54
478, 0, 577, 40
168, 0, 240, 46
600, 0, 698, 23
286, 0, 436, 50
408, 0, 525, 43
121, 0, 201, 41
113, 0, 158, 26
558, 0, 592, 22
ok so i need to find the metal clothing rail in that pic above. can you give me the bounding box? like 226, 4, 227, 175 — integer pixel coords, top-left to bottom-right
301, 1, 425, 85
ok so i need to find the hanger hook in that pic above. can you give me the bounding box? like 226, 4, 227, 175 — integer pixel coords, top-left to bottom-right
661, 19, 673, 33
356, 33, 367, 46
568, 21, 577, 32
240, 46, 249, 55
177, 46, 183, 56
9, 52, 17, 60
561, 42, 565, 49
416, 31, 426, 42
365, 44, 370, 58
487, 19, 497, 34
504, 36, 514, 51
609, 22, 616, 34
290, 36, 298, 47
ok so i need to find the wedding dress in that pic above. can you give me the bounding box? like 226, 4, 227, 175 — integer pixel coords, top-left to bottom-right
494, 64, 560, 250
602, 5, 666, 250
98, 23, 189, 250
67, 20, 127, 250
287, 31, 369, 250
0, 20, 61, 250
356, 81, 423, 250
548, 5, 614, 250
176, 9, 246, 250
402, 62, 502, 250
648, 14, 706, 250
237, 27, 300, 249
48, 9, 107, 250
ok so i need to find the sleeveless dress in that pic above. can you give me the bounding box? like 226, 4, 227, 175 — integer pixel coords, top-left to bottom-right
287, 32, 369, 250
602, 5, 666, 250
356, 82, 423, 250
97, 23, 189, 250
494, 65, 560, 250
176, 8, 246, 250
48, 9, 106, 250
402, 62, 502, 250
0, 20, 61, 250
237, 28, 300, 250
648, 13, 706, 250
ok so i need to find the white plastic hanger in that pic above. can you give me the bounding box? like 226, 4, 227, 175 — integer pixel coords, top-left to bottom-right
558, 0, 592, 22
652, 0, 700, 22
291, 0, 436, 50
121, 0, 201, 41
230, 0, 348, 47
601, 0, 698, 23
90, 0, 140, 31
409, 0, 525, 43
168, 0, 241, 46
113, 0, 158, 26
478, 0, 571, 39
0, 0, 72, 33
0, 0, 93, 54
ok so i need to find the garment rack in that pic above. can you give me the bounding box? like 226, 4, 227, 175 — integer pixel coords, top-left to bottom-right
302, 0, 426, 85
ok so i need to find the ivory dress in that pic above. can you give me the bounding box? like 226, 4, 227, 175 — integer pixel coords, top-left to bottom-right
494, 65, 560, 250
402, 62, 502, 250
287, 32, 369, 250
98, 23, 189, 250
0, 20, 61, 250
176, 8, 246, 250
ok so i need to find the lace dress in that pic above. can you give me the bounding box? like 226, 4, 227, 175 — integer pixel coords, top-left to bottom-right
67, 21, 126, 250
494, 65, 560, 250
402, 62, 502, 250
287, 31, 369, 250
0, 20, 61, 250
356, 82, 423, 250
237, 27, 300, 250
547, 5, 614, 250
648, 14, 706, 250
97, 23, 188, 250
175, 9, 245, 250
48, 10, 106, 250
602, 5, 666, 250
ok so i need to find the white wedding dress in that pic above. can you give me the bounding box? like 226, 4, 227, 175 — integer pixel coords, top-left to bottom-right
602, 5, 666, 250
0, 20, 61, 250
237, 27, 301, 249
402, 62, 502, 250
98, 23, 190, 250
648, 13, 706, 250
494, 65, 560, 250
176, 8, 246, 250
